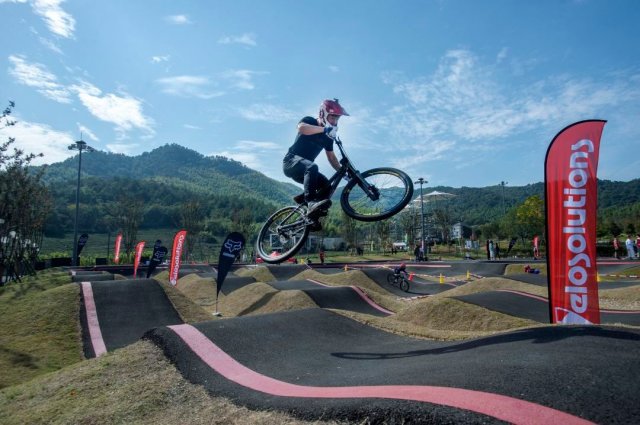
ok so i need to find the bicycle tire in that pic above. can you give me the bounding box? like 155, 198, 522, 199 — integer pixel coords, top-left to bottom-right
386, 273, 398, 286
340, 167, 414, 222
256, 206, 309, 264
400, 277, 410, 292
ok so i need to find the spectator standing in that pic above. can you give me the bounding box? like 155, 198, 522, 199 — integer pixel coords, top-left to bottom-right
485, 240, 490, 260
495, 241, 501, 260
489, 240, 495, 261
507, 237, 517, 256
613, 236, 620, 259
533, 235, 540, 259
636, 234, 640, 258
625, 235, 635, 260
414, 244, 421, 262
319, 250, 325, 265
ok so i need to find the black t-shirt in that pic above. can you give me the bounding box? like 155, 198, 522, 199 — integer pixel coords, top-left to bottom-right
287, 116, 334, 161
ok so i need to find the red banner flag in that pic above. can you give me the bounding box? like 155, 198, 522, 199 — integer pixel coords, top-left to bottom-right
113, 233, 123, 264
544, 120, 606, 324
133, 241, 145, 278
169, 230, 187, 286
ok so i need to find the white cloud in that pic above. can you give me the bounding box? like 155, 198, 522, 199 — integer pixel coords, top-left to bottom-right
165, 14, 191, 25
218, 33, 257, 46
8, 54, 72, 103
77, 123, 99, 141
183, 124, 201, 130
237, 104, 297, 123
151, 55, 170, 63
31, 0, 75, 38
106, 143, 139, 155
496, 47, 508, 63
235, 140, 281, 151
209, 140, 284, 178
329, 65, 339, 73
155, 75, 224, 99
38, 36, 63, 54
156, 71, 265, 98
383, 49, 640, 158
71, 81, 154, 138
221, 69, 265, 90
210, 150, 260, 170
0, 119, 75, 165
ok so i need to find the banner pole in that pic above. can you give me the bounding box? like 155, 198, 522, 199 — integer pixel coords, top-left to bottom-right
213, 291, 222, 316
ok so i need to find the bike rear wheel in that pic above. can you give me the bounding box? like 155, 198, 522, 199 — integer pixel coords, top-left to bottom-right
256, 206, 309, 264
341, 167, 414, 222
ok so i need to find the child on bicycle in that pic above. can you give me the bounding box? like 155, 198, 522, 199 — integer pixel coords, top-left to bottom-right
393, 262, 408, 278
282, 99, 349, 225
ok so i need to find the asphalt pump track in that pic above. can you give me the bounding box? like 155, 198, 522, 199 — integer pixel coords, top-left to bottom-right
144, 308, 639, 424
78, 271, 640, 424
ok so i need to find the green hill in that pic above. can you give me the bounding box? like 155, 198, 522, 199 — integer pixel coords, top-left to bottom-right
35, 143, 640, 237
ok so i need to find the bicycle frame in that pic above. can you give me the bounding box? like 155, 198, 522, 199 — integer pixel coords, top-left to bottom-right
257, 135, 414, 263
269, 138, 375, 235
325, 138, 380, 203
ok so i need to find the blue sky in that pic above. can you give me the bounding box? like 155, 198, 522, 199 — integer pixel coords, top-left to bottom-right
1, 0, 639, 188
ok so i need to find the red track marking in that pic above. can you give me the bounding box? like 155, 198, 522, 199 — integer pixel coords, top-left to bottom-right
496, 289, 640, 314
306, 278, 395, 315
169, 324, 594, 425
81, 282, 107, 357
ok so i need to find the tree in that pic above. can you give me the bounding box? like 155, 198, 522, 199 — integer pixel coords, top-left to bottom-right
376, 219, 392, 253
1, 102, 51, 282
514, 195, 545, 244
398, 207, 418, 248
231, 207, 256, 244
105, 195, 145, 261
607, 221, 623, 238
179, 201, 205, 260
341, 211, 359, 253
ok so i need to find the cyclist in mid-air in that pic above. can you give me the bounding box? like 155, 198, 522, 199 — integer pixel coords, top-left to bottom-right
282, 99, 349, 227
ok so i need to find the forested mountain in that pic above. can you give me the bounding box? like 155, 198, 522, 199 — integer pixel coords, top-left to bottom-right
35, 143, 640, 236
37, 144, 300, 236
421, 179, 640, 225
41, 143, 299, 203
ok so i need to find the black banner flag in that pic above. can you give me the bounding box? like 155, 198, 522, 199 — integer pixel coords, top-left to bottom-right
77, 233, 89, 256
216, 232, 245, 297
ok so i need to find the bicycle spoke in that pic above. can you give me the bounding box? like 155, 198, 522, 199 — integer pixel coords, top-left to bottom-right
256, 206, 309, 263
341, 168, 413, 222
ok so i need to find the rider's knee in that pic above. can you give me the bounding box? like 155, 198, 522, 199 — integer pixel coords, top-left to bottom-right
305, 163, 319, 174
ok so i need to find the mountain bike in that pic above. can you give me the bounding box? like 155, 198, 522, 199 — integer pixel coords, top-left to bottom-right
387, 272, 410, 292
256, 137, 414, 264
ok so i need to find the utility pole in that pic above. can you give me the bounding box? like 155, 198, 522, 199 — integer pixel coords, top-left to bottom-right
500, 181, 508, 216
414, 178, 427, 261
68, 138, 95, 267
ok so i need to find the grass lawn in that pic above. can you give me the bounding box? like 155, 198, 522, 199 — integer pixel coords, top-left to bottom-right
0, 270, 83, 389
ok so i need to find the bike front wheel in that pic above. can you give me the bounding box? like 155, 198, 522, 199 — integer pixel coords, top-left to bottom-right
341, 167, 414, 221
256, 206, 309, 264
400, 277, 410, 292
386, 273, 398, 286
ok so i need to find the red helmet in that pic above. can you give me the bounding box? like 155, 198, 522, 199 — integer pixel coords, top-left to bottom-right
319, 99, 349, 125
400, 262, 406, 268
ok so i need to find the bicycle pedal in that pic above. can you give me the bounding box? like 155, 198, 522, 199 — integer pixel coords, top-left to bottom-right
308, 221, 323, 232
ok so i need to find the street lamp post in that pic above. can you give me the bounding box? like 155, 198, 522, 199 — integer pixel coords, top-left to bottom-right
500, 181, 508, 215
68, 139, 95, 267
414, 178, 427, 261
